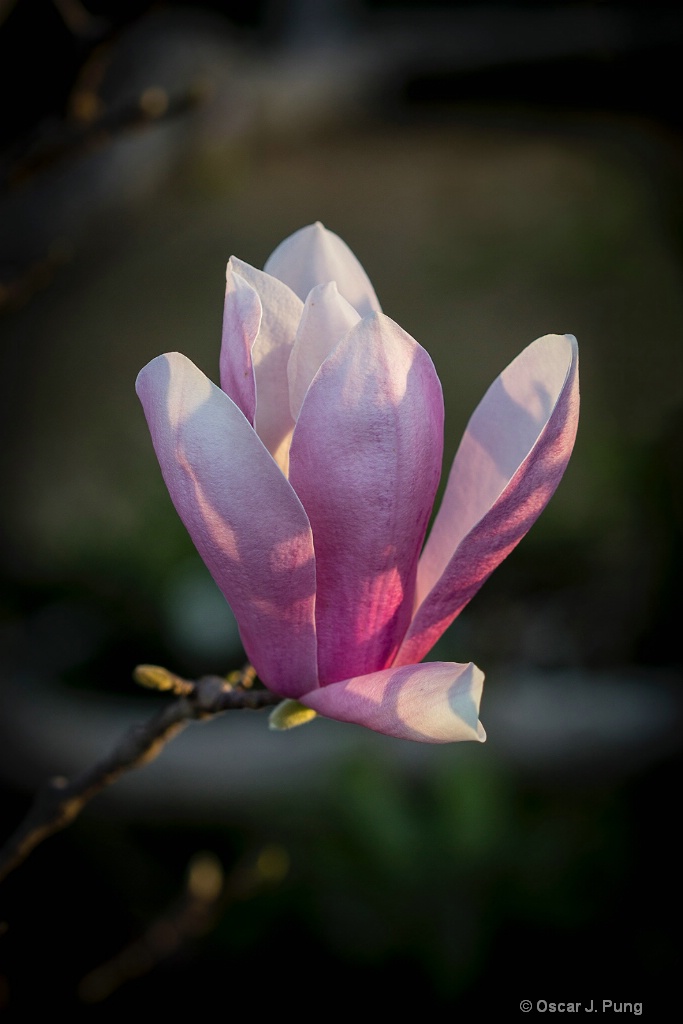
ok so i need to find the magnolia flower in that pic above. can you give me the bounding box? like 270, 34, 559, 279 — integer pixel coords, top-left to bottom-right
136, 223, 579, 743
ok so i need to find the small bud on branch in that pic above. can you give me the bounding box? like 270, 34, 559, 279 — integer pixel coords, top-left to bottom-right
0, 665, 279, 884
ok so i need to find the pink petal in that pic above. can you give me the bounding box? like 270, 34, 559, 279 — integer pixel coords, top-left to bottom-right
219, 264, 259, 425
264, 222, 382, 317
287, 281, 360, 421
288, 313, 444, 684
228, 257, 304, 474
136, 352, 318, 698
396, 333, 579, 667
300, 662, 486, 743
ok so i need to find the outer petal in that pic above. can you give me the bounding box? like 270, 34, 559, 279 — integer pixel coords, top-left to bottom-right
300, 662, 486, 743
136, 352, 318, 697
396, 333, 579, 667
264, 222, 382, 318
287, 281, 360, 421
219, 264, 260, 424
228, 257, 304, 474
288, 313, 444, 684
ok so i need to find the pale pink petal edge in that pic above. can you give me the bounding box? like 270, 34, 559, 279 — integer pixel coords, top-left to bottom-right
219, 266, 260, 424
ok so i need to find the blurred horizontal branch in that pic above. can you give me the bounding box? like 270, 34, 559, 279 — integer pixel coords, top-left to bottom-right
3, 81, 204, 191
78, 843, 289, 1003
0, 664, 279, 883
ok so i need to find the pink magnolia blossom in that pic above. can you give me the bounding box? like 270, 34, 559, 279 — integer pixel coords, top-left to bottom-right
136, 223, 579, 743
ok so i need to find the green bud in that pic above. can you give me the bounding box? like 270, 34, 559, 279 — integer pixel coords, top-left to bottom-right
133, 664, 193, 695
268, 699, 317, 731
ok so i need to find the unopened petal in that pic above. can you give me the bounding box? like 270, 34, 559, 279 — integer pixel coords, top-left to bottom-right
264, 222, 382, 318
228, 257, 304, 474
287, 281, 360, 421
136, 352, 318, 697
289, 313, 444, 684
397, 333, 579, 667
219, 264, 260, 424
300, 662, 486, 743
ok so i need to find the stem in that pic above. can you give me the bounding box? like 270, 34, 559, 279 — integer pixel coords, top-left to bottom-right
0, 668, 279, 884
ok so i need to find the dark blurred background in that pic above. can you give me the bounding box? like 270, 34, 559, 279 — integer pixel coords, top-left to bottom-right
1, 0, 682, 1015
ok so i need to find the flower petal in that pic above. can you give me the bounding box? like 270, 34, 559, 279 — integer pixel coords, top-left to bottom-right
264, 222, 382, 317
396, 333, 579, 667
136, 351, 318, 697
228, 257, 304, 475
287, 281, 360, 421
300, 662, 486, 743
288, 313, 444, 684
219, 264, 260, 424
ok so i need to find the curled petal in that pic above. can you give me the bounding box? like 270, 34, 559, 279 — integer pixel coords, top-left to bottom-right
287, 281, 360, 421
136, 352, 318, 697
289, 313, 444, 684
228, 257, 303, 474
397, 333, 579, 667
300, 662, 486, 743
219, 265, 260, 424
264, 222, 382, 318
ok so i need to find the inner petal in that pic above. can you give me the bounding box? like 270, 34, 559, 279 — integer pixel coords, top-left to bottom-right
288, 282, 360, 421
264, 222, 382, 317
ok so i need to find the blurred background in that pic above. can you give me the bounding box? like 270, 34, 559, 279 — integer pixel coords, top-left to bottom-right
1, 0, 682, 1015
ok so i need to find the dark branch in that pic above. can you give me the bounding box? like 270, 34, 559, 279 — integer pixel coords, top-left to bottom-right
0, 666, 280, 884
78, 844, 289, 1003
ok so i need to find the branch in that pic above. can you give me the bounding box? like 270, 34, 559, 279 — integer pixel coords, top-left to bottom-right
78, 844, 289, 1003
0, 665, 280, 884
